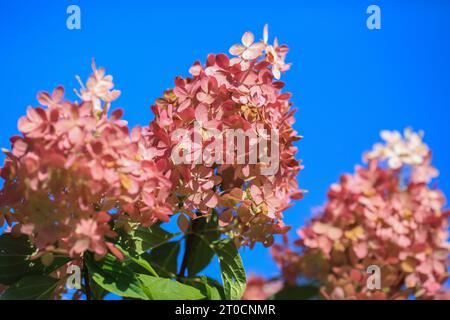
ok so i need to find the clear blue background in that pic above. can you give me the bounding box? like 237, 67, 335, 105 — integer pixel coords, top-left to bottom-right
1, 0, 449, 296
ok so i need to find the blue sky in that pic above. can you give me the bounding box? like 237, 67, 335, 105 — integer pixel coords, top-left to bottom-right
1, 0, 449, 288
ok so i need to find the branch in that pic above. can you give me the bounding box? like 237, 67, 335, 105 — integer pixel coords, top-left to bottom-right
177, 218, 201, 279
82, 257, 92, 300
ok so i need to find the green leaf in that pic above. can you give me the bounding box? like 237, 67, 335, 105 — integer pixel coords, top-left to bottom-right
0, 234, 36, 285
0, 234, 69, 285
212, 239, 246, 300
128, 254, 159, 277
271, 285, 320, 300
42, 254, 71, 275
203, 282, 222, 300
0, 275, 59, 300
85, 253, 148, 300
138, 274, 205, 300
116, 245, 159, 277
148, 241, 180, 276
131, 223, 178, 254
185, 276, 224, 300
186, 217, 220, 277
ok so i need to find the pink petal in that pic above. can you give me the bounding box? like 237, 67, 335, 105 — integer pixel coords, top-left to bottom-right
106, 242, 124, 261
241, 32, 254, 47
73, 239, 90, 255
52, 86, 65, 101
219, 209, 233, 225
196, 92, 212, 103
68, 126, 84, 145
127, 177, 140, 195
177, 214, 190, 233
242, 164, 250, 177
18, 117, 36, 133
195, 104, 209, 123
216, 54, 230, 69
204, 192, 219, 208
189, 63, 202, 76
272, 66, 281, 80
353, 242, 368, 259
142, 192, 155, 207
243, 48, 261, 60
250, 185, 263, 204
251, 42, 266, 51
111, 108, 124, 120
27, 107, 45, 123
263, 24, 269, 43
90, 162, 104, 180
37, 91, 52, 106
290, 191, 304, 200
12, 139, 28, 157
229, 44, 246, 56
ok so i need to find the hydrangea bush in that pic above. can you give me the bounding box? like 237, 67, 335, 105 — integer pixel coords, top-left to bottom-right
0, 26, 448, 300
0, 26, 303, 300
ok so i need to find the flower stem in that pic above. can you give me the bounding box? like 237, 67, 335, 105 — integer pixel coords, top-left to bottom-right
178, 218, 201, 279
82, 258, 92, 300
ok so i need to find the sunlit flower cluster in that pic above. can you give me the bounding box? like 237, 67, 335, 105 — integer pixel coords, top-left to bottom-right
0, 62, 172, 259
0, 27, 302, 263
140, 25, 302, 247
271, 129, 449, 299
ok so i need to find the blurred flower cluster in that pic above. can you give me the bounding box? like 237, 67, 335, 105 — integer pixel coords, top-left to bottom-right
248, 129, 449, 300
140, 25, 302, 247
242, 274, 283, 300
0, 61, 172, 259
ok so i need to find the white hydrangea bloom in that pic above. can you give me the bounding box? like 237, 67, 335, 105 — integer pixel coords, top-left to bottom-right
365, 128, 429, 169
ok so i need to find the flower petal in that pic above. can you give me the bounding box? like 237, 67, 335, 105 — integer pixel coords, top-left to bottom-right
242, 32, 254, 47
229, 44, 246, 56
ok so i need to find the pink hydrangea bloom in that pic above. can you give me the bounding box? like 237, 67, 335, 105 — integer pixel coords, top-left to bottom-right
140, 26, 303, 247
273, 129, 449, 299
271, 234, 305, 286
242, 274, 283, 300
75, 60, 121, 112
0, 62, 172, 258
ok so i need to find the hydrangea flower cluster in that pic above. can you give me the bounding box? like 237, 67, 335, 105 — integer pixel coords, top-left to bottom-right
140, 25, 302, 247
0, 61, 172, 259
272, 129, 449, 299
0, 27, 303, 267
